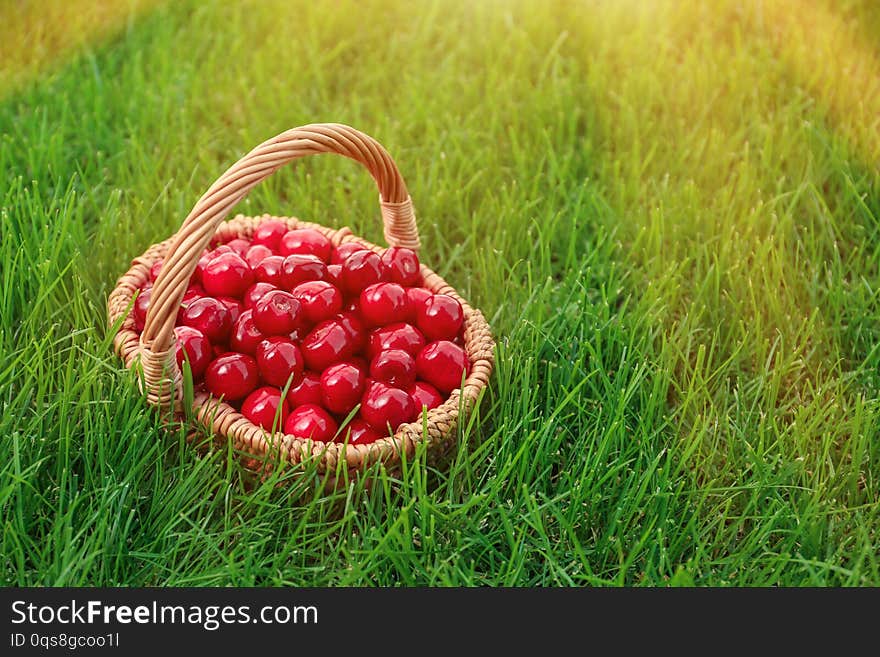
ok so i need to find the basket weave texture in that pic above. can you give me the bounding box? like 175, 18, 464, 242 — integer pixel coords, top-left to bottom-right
107, 124, 494, 474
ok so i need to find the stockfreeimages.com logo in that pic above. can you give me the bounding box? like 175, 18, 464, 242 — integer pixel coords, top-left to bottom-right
11, 599, 318, 632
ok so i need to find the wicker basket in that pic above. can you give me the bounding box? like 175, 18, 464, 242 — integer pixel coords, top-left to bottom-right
107, 123, 494, 479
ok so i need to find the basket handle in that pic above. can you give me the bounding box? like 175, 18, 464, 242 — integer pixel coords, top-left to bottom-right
141, 123, 419, 364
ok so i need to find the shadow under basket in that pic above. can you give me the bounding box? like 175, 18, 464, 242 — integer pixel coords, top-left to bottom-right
107, 123, 494, 484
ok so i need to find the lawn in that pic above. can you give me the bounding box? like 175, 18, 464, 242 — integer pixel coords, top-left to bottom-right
2, 0, 879, 586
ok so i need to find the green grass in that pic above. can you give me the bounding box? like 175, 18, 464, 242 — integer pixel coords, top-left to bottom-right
2, 0, 879, 586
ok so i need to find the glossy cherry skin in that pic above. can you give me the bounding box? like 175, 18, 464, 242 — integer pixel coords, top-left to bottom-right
225, 238, 251, 257
134, 286, 151, 331
149, 259, 163, 282
284, 403, 338, 442
331, 242, 368, 265
367, 322, 426, 359
281, 254, 327, 289
253, 290, 305, 336
241, 386, 289, 430
300, 320, 358, 371
253, 255, 286, 286
216, 296, 243, 325
340, 250, 384, 295
251, 220, 289, 251
243, 282, 277, 310
286, 372, 323, 407
336, 311, 367, 353
205, 353, 259, 402
279, 228, 333, 262
410, 381, 444, 412
201, 252, 254, 298
405, 286, 431, 319
245, 244, 274, 269
325, 264, 342, 287
229, 310, 268, 356
341, 418, 384, 445
256, 337, 304, 388
370, 349, 416, 390
173, 326, 212, 380
360, 283, 409, 326
179, 297, 232, 343
416, 340, 470, 393
416, 294, 464, 341
292, 281, 343, 324
360, 383, 417, 433
381, 247, 420, 286
320, 362, 366, 415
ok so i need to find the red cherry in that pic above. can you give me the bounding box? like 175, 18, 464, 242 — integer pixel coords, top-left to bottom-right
173, 326, 212, 380
253, 289, 305, 336
300, 320, 357, 371
410, 381, 444, 412
193, 252, 212, 284
279, 228, 332, 262
229, 310, 268, 356
245, 244, 274, 269
416, 340, 470, 393
243, 282, 277, 310
341, 418, 384, 445
332, 242, 368, 265
201, 252, 254, 298
149, 260, 163, 282
176, 283, 207, 324
417, 294, 464, 341
360, 283, 409, 326
252, 220, 289, 251
325, 264, 342, 287
291, 281, 343, 324
370, 349, 416, 389
253, 255, 286, 286
216, 296, 243, 325
179, 297, 232, 343
256, 337, 304, 388
336, 311, 367, 353
225, 238, 251, 257
381, 247, 420, 286
210, 244, 234, 256
280, 254, 327, 289
367, 322, 426, 359
340, 250, 384, 295
406, 287, 432, 321
241, 386, 289, 430
361, 384, 417, 433
286, 372, 322, 407
320, 362, 366, 415
205, 353, 259, 401
134, 286, 151, 331
284, 404, 338, 442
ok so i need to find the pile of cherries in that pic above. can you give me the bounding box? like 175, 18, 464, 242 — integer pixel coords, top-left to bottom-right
133, 221, 469, 445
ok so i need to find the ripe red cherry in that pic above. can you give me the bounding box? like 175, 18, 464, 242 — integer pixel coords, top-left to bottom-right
179, 297, 232, 343
292, 281, 343, 324
340, 250, 384, 295
332, 242, 368, 264
225, 238, 251, 257
284, 404, 338, 442
134, 286, 151, 331
370, 349, 416, 389
279, 228, 332, 262
149, 260, 163, 282
300, 320, 357, 371
243, 282, 277, 310
410, 381, 444, 412
360, 283, 409, 326
205, 353, 259, 401
367, 322, 426, 358
416, 340, 470, 393
280, 254, 327, 289
416, 294, 464, 341
381, 247, 420, 286
252, 220, 289, 251
256, 337, 304, 388
241, 386, 289, 430
336, 311, 366, 353
406, 287, 432, 320
286, 372, 322, 407
245, 244, 274, 269
253, 290, 305, 336
182, 283, 205, 304
216, 296, 243, 324
320, 363, 366, 415
201, 252, 254, 298
325, 264, 342, 287
229, 310, 268, 356
361, 383, 417, 433
173, 326, 212, 380
253, 255, 286, 286
341, 418, 384, 445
